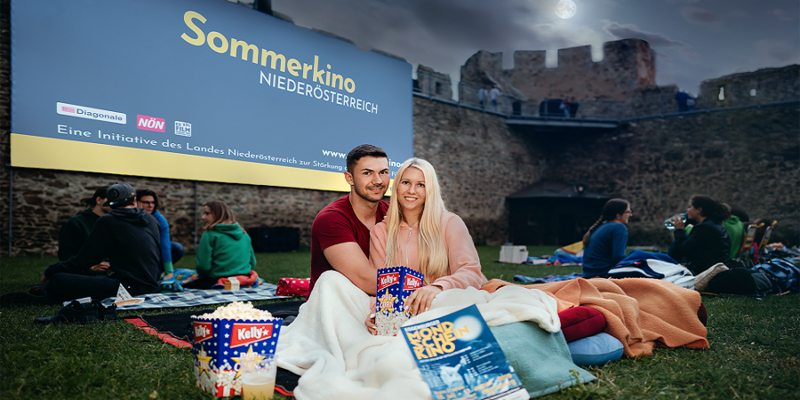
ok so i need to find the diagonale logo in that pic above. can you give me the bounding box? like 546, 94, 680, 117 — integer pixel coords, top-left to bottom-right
57, 102, 126, 125
137, 115, 166, 132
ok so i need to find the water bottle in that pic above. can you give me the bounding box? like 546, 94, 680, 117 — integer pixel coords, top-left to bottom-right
664, 213, 688, 230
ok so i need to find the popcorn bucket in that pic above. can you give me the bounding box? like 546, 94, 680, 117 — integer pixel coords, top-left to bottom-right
375, 267, 423, 336
191, 305, 282, 397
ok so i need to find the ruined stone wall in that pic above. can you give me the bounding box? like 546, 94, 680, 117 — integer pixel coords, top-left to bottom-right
415, 64, 453, 100
412, 97, 546, 244
698, 65, 800, 109
537, 103, 800, 246
459, 39, 664, 118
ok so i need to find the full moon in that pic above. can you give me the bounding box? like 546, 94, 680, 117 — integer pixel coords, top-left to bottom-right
555, 0, 577, 19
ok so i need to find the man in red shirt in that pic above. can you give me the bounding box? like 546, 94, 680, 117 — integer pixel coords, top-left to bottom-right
309, 144, 391, 296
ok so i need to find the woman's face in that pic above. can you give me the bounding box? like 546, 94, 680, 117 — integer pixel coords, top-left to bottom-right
201, 206, 214, 228
138, 195, 156, 214
686, 202, 702, 222
618, 205, 632, 224
396, 167, 427, 217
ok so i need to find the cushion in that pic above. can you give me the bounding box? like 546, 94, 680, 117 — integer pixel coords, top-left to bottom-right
558, 306, 606, 343
490, 322, 595, 398
567, 332, 624, 366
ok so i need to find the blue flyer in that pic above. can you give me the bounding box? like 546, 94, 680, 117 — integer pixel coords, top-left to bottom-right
400, 305, 528, 400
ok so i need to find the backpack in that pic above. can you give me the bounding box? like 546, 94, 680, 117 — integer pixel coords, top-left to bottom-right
754, 259, 800, 292
704, 268, 776, 297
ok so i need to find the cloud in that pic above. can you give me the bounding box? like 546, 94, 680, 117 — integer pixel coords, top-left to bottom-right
772, 9, 796, 21
680, 7, 720, 25
601, 20, 689, 49
754, 40, 800, 64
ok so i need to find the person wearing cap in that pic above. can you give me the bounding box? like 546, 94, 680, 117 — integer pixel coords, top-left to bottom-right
39, 182, 163, 301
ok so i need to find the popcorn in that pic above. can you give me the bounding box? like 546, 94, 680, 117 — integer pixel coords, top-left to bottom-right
375, 267, 423, 336
191, 301, 282, 397
196, 301, 274, 321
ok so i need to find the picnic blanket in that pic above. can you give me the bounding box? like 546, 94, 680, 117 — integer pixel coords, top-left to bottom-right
514, 272, 583, 284
481, 277, 709, 357
101, 282, 290, 310
277, 270, 582, 400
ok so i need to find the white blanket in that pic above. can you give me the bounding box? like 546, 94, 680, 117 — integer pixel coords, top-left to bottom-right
277, 270, 561, 400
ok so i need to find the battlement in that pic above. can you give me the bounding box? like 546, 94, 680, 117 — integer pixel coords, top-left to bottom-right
461, 38, 657, 104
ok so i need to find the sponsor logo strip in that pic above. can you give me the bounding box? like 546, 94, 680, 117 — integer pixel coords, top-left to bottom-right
56, 102, 126, 125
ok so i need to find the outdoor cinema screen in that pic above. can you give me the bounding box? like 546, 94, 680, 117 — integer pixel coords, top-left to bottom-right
10, 0, 413, 192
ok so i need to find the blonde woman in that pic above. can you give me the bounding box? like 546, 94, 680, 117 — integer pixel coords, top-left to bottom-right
184, 201, 256, 289
366, 158, 486, 332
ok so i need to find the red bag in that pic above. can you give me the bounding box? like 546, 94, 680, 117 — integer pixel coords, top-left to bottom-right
276, 278, 310, 297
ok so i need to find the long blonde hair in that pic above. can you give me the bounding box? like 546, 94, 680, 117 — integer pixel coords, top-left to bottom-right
384, 158, 449, 284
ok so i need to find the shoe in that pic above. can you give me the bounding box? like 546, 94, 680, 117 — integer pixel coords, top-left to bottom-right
695, 263, 729, 291
28, 284, 44, 296
0, 291, 55, 307
94, 300, 118, 321
34, 301, 99, 325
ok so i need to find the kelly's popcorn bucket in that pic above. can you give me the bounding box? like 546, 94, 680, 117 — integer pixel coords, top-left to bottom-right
191, 302, 282, 397
375, 266, 424, 336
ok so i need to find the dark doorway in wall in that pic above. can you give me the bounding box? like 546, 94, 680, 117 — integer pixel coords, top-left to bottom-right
507, 180, 610, 246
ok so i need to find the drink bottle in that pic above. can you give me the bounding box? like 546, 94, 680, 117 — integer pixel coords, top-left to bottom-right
664, 213, 688, 230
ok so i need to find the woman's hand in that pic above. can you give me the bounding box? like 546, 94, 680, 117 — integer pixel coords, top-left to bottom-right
407, 285, 443, 316
672, 216, 685, 230
365, 296, 377, 335
365, 313, 377, 335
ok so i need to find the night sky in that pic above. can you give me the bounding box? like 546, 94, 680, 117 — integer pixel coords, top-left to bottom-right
270, 0, 800, 97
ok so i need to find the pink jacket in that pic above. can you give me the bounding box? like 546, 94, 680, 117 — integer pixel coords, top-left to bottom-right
369, 212, 487, 291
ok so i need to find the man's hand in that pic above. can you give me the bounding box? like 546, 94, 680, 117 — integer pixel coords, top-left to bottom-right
89, 261, 110, 272
407, 285, 443, 316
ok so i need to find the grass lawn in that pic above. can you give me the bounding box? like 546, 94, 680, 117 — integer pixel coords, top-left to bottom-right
1, 246, 799, 399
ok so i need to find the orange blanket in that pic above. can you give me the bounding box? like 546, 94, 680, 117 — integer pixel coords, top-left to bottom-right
481, 278, 709, 357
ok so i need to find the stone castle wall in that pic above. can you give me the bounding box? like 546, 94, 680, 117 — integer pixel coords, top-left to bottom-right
536, 103, 800, 245
459, 39, 667, 118
698, 65, 800, 109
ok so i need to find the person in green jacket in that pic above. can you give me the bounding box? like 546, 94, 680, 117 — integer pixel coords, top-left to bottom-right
184, 201, 256, 289
58, 186, 111, 261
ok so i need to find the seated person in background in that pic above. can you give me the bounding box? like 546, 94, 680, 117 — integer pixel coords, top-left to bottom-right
185, 201, 255, 289
685, 203, 745, 259
58, 185, 110, 261
668, 195, 731, 275
136, 189, 184, 274
581, 199, 631, 278
367, 158, 486, 333
42, 182, 162, 301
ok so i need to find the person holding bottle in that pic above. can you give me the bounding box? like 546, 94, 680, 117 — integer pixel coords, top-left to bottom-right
667, 195, 731, 274
581, 199, 632, 278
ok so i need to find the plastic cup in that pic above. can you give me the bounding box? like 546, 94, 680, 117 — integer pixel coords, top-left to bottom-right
240, 356, 277, 400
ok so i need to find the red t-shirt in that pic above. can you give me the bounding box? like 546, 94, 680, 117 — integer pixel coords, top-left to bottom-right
309, 194, 389, 296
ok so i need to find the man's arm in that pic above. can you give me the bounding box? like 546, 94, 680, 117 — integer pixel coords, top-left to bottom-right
323, 242, 378, 295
